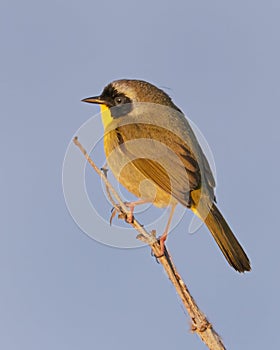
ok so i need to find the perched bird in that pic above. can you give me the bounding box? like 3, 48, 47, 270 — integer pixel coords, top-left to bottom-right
82, 79, 251, 272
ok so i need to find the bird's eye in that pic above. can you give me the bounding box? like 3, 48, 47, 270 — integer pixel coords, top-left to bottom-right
114, 96, 126, 105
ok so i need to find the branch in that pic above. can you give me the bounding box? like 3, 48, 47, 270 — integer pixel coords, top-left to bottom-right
73, 136, 226, 350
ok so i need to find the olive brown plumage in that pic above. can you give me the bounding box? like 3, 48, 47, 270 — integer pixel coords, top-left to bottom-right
82, 79, 251, 272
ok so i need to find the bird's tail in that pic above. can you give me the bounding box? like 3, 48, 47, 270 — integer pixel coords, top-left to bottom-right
192, 198, 251, 272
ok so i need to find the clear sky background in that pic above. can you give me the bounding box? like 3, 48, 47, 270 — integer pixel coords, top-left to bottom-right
1, 1, 280, 349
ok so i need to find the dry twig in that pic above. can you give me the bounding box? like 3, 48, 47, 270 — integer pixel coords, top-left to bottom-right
73, 136, 226, 350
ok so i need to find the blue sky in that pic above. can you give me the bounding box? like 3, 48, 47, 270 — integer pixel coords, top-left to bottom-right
1, 1, 280, 349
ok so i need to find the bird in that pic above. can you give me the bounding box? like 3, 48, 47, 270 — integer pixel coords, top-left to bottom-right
82, 79, 251, 272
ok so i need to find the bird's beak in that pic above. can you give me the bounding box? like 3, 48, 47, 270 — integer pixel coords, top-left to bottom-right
81, 96, 107, 105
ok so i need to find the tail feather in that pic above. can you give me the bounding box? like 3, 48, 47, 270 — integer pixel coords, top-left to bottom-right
197, 202, 251, 272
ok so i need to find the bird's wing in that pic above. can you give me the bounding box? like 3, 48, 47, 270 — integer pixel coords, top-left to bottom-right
113, 120, 214, 206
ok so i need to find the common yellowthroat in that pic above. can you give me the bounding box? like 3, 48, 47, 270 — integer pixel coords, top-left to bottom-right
82, 79, 251, 272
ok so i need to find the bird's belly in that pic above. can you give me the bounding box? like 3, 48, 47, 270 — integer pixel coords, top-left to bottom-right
104, 134, 175, 208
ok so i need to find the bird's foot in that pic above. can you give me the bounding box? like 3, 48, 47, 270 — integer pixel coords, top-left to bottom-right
123, 202, 135, 223
109, 203, 135, 225
123, 199, 149, 223
157, 232, 168, 258
150, 230, 168, 260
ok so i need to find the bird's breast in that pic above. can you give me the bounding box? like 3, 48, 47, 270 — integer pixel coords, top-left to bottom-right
103, 129, 175, 208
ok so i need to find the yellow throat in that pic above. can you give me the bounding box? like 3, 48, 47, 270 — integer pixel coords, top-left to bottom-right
99, 104, 113, 129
